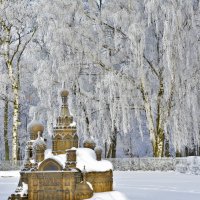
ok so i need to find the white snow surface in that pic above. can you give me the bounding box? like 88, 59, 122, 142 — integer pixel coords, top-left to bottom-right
2, 170, 200, 200
0, 171, 20, 177
85, 191, 127, 200
114, 171, 200, 200
44, 148, 113, 172
0, 171, 20, 200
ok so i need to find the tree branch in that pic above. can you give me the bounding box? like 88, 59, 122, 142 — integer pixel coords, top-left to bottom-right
0, 93, 14, 103
10, 32, 21, 63
143, 54, 159, 78
85, 13, 128, 39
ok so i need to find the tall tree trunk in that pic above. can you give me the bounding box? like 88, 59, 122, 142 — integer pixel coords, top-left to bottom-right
164, 138, 170, 157
105, 142, 108, 158
4, 86, 9, 160
3, 24, 19, 163
153, 129, 165, 157
106, 127, 117, 158
17, 141, 21, 160
111, 127, 117, 158
107, 145, 112, 158
140, 81, 156, 154
12, 82, 20, 163
141, 68, 166, 157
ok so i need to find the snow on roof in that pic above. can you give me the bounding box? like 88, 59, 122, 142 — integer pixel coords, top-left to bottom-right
45, 149, 53, 157
69, 121, 76, 127
18, 182, 28, 196
44, 149, 65, 167
33, 136, 46, 150
76, 148, 113, 172
44, 148, 113, 172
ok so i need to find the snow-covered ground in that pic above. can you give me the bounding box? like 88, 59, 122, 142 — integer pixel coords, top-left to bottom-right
1, 171, 200, 200
0, 171, 20, 200
114, 171, 200, 200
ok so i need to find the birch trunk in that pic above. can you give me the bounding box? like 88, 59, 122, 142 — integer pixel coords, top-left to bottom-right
154, 76, 165, 157
4, 89, 9, 160
140, 78, 166, 157
3, 25, 20, 163
12, 82, 19, 163
140, 81, 157, 153
154, 130, 165, 157
5, 64, 19, 163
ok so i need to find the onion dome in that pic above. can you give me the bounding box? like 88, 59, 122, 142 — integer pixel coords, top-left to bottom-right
83, 138, 96, 150
60, 89, 69, 97
33, 132, 46, 151
60, 82, 69, 97
27, 116, 44, 140
75, 182, 93, 199
60, 85, 69, 106
75, 165, 93, 199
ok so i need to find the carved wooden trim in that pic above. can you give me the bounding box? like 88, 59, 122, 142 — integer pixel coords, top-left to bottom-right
38, 158, 63, 171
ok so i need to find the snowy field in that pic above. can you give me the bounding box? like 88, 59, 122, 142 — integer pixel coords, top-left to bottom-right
114, 171, 200, 200
1, 171, 200, 200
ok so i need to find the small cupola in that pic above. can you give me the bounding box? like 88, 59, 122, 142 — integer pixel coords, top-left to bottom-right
60, 82, 69, 106
33, 132, 46, 162
60, 89, 69, 98
75, 166, 93, 200
83, 138, 96, 150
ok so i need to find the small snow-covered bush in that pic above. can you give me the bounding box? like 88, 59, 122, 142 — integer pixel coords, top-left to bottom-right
175, 164, 188, 173
175, 157, 200, 175
1, 157, 200, 175
0, 161, 23, 171
186, 157, 200, 175
107, 157, 200, 174
108, 158, 176, 171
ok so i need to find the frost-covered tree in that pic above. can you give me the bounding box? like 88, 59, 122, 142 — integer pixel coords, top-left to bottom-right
0, 0, 37, 162
88, 0, 200, 157
32, 0, 200, 158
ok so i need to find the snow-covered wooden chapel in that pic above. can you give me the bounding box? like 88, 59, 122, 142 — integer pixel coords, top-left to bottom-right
9, 87, 113, 200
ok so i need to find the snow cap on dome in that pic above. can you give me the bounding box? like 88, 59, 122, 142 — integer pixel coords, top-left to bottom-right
83, 138, 96, 150
27, 113, 44, 135
94, 146, 102, 153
